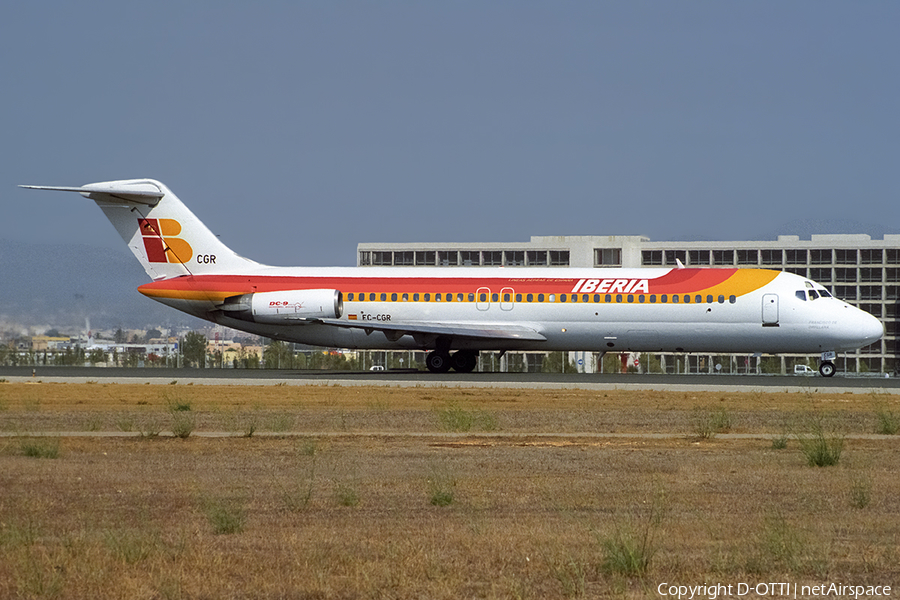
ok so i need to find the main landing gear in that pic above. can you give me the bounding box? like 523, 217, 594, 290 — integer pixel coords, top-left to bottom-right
818, 351, 836, 377
426, 350, 478, 373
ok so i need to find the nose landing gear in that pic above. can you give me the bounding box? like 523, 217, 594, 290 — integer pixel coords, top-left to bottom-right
818, 351, 837, 377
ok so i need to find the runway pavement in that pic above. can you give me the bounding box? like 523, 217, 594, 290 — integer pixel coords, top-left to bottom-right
1, 366, 898, 393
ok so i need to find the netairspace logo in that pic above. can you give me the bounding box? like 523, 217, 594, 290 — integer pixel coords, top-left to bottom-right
657, 582, 892, 599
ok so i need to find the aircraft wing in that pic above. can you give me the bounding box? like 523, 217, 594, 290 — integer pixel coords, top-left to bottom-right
315, 318, 547, 343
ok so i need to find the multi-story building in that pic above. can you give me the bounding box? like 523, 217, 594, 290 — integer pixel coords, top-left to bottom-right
358, 234, 899, 374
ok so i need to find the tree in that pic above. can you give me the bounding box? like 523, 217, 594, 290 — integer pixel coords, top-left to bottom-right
144, 328, 162, 342
182, 331, 208, 368
263, 340, 294, 368
114, 328, 127, 343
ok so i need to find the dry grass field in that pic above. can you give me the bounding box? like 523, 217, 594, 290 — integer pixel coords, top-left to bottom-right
1, 381, 899, 599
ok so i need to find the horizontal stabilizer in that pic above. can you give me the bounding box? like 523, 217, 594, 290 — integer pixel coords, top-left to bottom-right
20, 183, 165, 206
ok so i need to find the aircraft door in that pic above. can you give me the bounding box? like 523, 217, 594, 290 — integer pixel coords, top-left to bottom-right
762, 294, 779, 326
500, 287, 515, 311
476, 287, 491, 311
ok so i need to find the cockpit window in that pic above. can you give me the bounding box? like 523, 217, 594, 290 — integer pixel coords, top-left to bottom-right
808, 289, 820, 300
795, 291, 807, 301
818, 288, 833, 298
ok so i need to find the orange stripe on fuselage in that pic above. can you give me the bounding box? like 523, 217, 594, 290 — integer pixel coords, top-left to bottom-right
137, 270, 780, 303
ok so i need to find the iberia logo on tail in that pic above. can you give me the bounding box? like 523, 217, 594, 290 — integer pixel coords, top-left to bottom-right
138, 218, 193, 264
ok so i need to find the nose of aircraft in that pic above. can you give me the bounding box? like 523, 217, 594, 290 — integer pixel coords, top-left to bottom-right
858, 309, 885, 347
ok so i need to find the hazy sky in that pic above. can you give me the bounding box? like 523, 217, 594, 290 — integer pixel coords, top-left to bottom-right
4, 2, 898, 267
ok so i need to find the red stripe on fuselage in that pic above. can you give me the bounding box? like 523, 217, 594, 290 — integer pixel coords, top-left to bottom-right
138, 269, 743, 298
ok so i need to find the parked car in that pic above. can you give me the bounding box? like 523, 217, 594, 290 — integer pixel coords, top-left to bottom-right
794, 364, 816, 375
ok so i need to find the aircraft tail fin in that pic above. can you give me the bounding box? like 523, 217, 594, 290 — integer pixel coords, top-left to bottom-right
21, 179, 258, 280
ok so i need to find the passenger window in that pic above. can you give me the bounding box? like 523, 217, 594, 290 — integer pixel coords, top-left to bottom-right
649, 295, 656, 303
391, 293, 397, 301
561, 294, 567, 303
582, 294, 589, 303
468, 293, 475, 302
347, 293, 354, 301
639, 295, 645, 303
516, 294, 522, 302
706, 295, 713, 304
457, 293, 464, 302
695, 295, 702, 304
605, 294, 612, 303
401, 293, 408, 301
446, 293, 453, 302
661, 295, 668, 303
479, 293, 487, 302
729, 295, 736, 304
435, 294, 441, 302
718, 295, 725, 304
424, 293, 431, 301
570, 294, 577, 303
538, 294, 545, 302
616, 294, 623, 303
503, 293, 511, 302
796, 291, 807, 301
527, 293, 533, 302
593, 294, 600, 303
492, 293, 499, 302
627, 294, 634, 303
369, 293, 376, 301
672, 295, 679, 304
380, 293, 387, 301
549, 294, 556, 302
414, 293, 420, 301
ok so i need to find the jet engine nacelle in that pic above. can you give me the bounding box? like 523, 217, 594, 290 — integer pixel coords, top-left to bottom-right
221, 289, 343, 324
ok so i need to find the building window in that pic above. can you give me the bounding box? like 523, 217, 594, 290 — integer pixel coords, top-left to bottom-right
761, 249, 782, 265
549, 250, 570, 266
527, 250, 548, 266
373, 251, 392, 266
785, 267, 807, 277
416, 251, 436, 266
834, 286, 857, 301
886, 287, 900, 301
835, 249, 858, 264
459, 251, 480, 266
861, 249, 883, 264
438, 251, 458, 266
860, 286, 882, 301
689, 250, 710, 265
358, 251, 372, 266
594, 248, 622, 267
785, 249, 807, 265
642, 250, 663, 266
736, 249, 758, 265
665, 250, 686, 266
860, 268, 882, 282
504, 251, 525, 266
810, 249, 832, 265
834, 268, 857, 283
810, 268, 832, 282
712, 250, 734, 266
394, 251, 414, 266
483, 251, 503, 266
887, 249, 900, 265
859, 304, 882, 317
886, 268, 900, 282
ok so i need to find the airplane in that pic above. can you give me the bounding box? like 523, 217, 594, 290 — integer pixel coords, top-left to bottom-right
21, 179, 883, 376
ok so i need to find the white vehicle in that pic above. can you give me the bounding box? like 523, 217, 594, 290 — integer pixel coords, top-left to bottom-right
793, 364, 816, 375
22, 180, 884, 376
